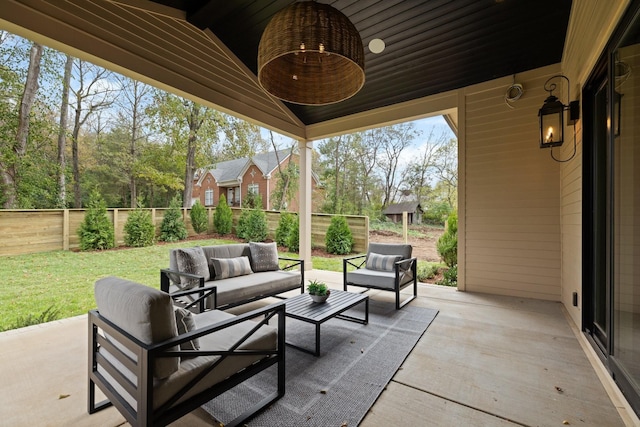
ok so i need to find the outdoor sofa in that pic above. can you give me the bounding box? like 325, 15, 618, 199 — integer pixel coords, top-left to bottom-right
161, 242, 304, 311
88, 276, 285, 427
343, 242, 417, 309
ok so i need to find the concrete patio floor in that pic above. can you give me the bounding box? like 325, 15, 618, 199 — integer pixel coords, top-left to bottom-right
0, 270, 638, 426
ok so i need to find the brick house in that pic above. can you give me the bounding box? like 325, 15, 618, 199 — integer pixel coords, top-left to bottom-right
192, 149, 322, 211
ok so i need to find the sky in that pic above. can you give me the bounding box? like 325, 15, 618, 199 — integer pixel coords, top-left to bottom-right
261, 115, 456, 165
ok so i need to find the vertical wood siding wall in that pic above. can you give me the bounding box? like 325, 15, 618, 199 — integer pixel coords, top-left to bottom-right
0, 209, 368, 256
462, 65, 562, 301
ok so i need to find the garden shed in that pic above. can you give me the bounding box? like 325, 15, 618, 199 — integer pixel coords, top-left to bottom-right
383, 202, 423, 224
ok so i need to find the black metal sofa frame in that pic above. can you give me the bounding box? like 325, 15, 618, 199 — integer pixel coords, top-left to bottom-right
88, 281, 285, 427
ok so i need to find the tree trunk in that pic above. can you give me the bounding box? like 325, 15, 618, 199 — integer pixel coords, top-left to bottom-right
3, 42, 43, 208
57, 54, 73, 208
183, 103, 200, 207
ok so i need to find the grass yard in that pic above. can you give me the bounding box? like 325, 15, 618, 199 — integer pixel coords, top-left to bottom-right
0, 239, 344, 332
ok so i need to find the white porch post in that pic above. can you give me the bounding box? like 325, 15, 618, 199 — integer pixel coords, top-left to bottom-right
299, 139, 313, 270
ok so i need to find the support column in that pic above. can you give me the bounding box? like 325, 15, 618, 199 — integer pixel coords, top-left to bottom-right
299, 139, 313, 270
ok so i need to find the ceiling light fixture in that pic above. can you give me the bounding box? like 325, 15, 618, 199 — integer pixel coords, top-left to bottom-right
257, 1, 365, 105
369, 38, 385, 54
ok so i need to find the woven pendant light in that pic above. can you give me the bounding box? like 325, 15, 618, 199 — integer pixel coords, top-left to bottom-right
258, 1, 365, 105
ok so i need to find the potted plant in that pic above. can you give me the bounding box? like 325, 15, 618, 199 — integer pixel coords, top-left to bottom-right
307, 279, 331, 303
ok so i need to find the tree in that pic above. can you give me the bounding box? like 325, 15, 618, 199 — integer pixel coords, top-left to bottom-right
1, 42, 43, 208
78, 189, 115, 250
147, 92, 223, 208
270, 140, 299, 211
56, 53, 73, 208
213, 193, 233, 234
190, 200, 208, 234
325, 216, 354, 255
160, 195, 188, 242
69, 59, 115, 207
124, 206, 155, 247
377, 122, 420, 207
114, 78, 153, 207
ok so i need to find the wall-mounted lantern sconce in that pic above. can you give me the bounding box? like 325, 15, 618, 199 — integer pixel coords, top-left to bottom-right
538, 74, 580, 161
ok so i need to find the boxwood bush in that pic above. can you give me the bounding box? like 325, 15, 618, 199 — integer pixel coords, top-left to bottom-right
325, 215, 354, 255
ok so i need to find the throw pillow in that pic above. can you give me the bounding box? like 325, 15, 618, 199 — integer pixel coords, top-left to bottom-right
174, 307, 200, 351
366, 252, 402, 272
211, 256, 254, 280
249, 241, 279, 272
174, 247, 210, 289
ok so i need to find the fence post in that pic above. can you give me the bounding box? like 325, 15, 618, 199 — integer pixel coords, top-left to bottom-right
63, 209, 69, 251
403, 211, 408, 244
113, 209, 119, 245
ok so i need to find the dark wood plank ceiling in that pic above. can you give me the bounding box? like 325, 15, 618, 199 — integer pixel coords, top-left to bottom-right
151, 0, 573, 126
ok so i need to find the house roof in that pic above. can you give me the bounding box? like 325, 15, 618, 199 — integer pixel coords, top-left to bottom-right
0, 0, 573, 140
199, 149, 294, 186
383, 202, 423, 215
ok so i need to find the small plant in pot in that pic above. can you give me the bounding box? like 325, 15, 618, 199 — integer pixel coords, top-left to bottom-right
307, 280, 330, 303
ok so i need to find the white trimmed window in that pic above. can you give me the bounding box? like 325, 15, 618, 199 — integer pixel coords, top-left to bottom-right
248, 183, 259, 195
205, 189, 213, 206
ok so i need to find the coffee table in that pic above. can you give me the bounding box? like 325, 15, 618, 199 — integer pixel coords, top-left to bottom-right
284, 289, 368, 356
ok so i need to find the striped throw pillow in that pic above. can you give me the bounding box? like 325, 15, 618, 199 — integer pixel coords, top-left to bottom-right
211, 256, 254, 280
366, 252, 402, 271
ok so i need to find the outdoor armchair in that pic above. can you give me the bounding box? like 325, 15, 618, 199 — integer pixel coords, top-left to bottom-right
88, 276, 285, 427
343, 243, 417, 309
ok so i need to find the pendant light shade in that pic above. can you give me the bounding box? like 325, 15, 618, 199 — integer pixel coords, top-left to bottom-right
258, 1, 365, 105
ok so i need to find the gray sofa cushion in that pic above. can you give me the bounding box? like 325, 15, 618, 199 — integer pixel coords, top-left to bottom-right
213, 270, 301, 307
175, 247, 210, 289
366, 252, 402, 271
249, 241, 279, 272
346, 268, 413, 290
211, 256, 253, 279
94, 276, 179, 379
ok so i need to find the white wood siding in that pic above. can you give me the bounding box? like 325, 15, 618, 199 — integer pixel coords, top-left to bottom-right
461, 66, 562, 300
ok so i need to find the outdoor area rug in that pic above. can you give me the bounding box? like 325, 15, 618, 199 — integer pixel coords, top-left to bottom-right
202, 300, 438, 426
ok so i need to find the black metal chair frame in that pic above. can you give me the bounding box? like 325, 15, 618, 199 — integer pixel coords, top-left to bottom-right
160, 257, 304, 311
88, 289, 286, 427
343, 254, 418, 309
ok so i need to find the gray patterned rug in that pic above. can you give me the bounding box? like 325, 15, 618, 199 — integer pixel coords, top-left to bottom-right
202, 300, 438, 427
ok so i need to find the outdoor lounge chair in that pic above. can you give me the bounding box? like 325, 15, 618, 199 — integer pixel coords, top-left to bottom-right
343, 243, 417, 309
88, 276, 285, 427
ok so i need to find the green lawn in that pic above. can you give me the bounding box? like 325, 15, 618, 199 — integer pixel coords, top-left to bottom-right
0, 239, 345, 331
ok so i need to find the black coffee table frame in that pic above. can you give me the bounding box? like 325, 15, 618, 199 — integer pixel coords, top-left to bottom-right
284, 289, 369, 356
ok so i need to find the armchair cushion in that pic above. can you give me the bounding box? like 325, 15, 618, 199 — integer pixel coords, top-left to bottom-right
249, 241, 279, 272
94, 276, 179, 379
211, 256, 254, 279
175, 247, 210, 289
366, 252, 402, 271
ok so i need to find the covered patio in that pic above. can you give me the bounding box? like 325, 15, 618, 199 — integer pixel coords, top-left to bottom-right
0, 271, 632, 426
1, 0, 640, 424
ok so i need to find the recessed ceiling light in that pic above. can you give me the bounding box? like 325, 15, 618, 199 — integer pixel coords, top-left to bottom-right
368, 38, 385, 54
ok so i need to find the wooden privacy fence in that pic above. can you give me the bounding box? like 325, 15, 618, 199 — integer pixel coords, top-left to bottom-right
0, 208, 368, 256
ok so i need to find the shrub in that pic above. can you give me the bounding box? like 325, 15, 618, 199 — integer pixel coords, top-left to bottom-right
437, 211, 458, 267
190, 200, 208, 234
423, 202, 452, 226
160, 195, 188, 242
417, 263, 440, 282
213, 194, 233, 235
437, 265, 458, 287
7, 305, 61, 330
325, 215, 354, 255
124, 208, 155, 247
286, 216, 300, 252
78, 190, 115, 250
275, 212, 295, 247
236, 208, 268, 242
